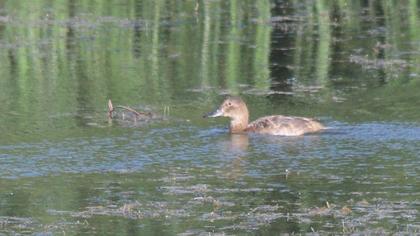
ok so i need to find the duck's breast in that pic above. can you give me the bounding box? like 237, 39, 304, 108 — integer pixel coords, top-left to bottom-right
246, 115, 324, 136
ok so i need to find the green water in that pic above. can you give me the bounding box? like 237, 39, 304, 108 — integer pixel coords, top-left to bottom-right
0, 0, 420, 234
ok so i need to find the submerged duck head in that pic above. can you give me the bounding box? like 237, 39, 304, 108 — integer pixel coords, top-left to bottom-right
204, 96, 250, 133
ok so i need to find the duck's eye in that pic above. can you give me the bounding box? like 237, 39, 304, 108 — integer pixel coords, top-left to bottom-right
227, 102, 232, 106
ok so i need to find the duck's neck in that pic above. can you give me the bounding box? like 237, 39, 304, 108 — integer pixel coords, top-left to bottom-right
229, 114, 249, 133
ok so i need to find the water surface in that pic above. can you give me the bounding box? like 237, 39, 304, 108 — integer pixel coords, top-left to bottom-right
0, 1, 420, 234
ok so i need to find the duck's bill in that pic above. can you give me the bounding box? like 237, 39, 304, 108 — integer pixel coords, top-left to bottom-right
203, 108, 223, 118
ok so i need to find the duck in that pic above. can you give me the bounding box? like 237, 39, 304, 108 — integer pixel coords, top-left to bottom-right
204, 96, 324, 136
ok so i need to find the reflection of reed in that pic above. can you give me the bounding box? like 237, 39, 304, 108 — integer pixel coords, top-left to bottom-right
226, 0, 240, 94
315, 0, 331, 86
150, 1, 161, 87
0, 1, 5, 40
254, 0, 271, 90
408, 0, 420, 77
200, 0, 211, 88
1, 0, 420, 132
66, 0, 76, 54
132, 0, 143, 59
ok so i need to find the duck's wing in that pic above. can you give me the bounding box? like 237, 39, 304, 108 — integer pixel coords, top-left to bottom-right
246, 115, 324, 136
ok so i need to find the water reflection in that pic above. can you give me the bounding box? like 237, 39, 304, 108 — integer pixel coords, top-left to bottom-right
227, 133, 249, 152
132, 0, 143, 59
222, 134, 249, 180
0, 0, 420, 235
1, 0, 419, 138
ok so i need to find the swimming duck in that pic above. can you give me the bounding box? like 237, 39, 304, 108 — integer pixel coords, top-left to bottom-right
204, 96, 324, 136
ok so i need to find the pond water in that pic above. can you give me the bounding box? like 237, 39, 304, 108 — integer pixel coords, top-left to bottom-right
0, 0, 420, 235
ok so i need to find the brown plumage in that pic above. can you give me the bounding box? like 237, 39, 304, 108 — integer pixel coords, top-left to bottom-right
204, 96, 324, 136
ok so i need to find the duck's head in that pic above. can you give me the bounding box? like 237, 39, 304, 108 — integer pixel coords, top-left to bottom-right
204, 96, 249, 132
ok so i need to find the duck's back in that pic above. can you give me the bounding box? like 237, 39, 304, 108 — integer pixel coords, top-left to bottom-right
246, 115, 324, 136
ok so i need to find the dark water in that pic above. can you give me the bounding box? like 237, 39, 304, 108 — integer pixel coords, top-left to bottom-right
0, 1, 420, 235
